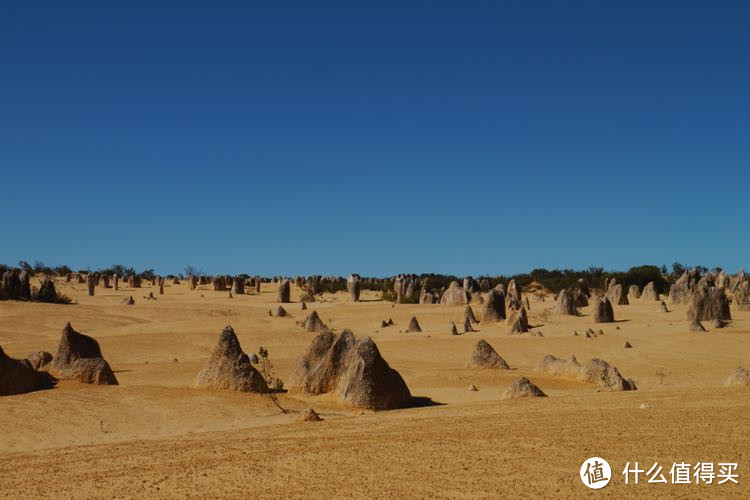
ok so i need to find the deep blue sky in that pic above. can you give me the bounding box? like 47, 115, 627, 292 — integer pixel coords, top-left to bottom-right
1, 1, 748, 276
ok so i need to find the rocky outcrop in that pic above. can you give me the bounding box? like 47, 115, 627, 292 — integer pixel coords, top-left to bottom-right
194, 326, 268, 392
555, 289, 578, 316
0, 346, 56, 396
467, 340, 509, 369
593, 296, 615, 323
277, 279, 291, 303
289, 329, 412, 410
501, 377, 546, 399
536, 355, 637, 391
686, 286, 731, 322
347, 274, 361, 302
303, 311, 328, 333
606, 284, 629, 305
641, 282, 659, 301
440, 281, 469, 307
51, 322, 118, 385
480, 289, 505, 322
406, 316, 422, 333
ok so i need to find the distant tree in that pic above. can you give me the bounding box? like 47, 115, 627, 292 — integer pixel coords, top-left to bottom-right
671, 261, 685, 276
18, 260, 31, 272
140, 268, 156, 280
184, 265, 204, 277
53, 265, 72, 276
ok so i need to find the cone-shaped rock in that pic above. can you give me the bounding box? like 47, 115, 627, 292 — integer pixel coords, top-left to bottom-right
628, 285, 641, 300
502, 377, 546, 399
301, 302, 308, 310
450, 322, 458, 335
121, 295, 135, 305
194, 326, 268, 392
276, 305, 288, 317
481, 289, 506, 322
508, 307, 529, 334
659, 301, 669, 313
36, 276, 58, 303
304, 311, 327, 332
468, 339, 509, 369
555, 289, 578, 315
289, 329, 412, 410
593, 296, 615, 323
641, 282, 659, 301
406, 316, 422, 333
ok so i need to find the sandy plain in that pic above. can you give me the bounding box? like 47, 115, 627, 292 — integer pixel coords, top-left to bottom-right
1, 278, 748, 498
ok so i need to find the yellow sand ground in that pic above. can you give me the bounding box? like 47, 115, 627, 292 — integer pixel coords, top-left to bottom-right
1, 278, 748, 498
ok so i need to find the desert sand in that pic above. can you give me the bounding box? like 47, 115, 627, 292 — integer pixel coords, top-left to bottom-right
1, 277, 749, 498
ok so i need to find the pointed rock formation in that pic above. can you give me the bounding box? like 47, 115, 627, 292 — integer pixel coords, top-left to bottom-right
506, 279, 522, 310
628, 285, 641, 300
593, 296, 615, 323
406, 316, 422, 333
467, 339, 509, 369
641, 282, 659, 301
289, 329, 412, 410
51, 322, 118, 385
304, 311, 328, 333
508, 307, 529, 334
659, 301, 670, 313
121, 296, 135, 305
555, 288, 578, 315
480, 288, 506, 323
276, 305, 288, 317
194, 326, 268, 392
36, 276, 58, 303
450, 322, 458, 335
502, 377, 546, 399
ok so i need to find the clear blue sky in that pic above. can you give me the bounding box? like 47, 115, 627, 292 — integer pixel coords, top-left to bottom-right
1, 1, 748, 276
